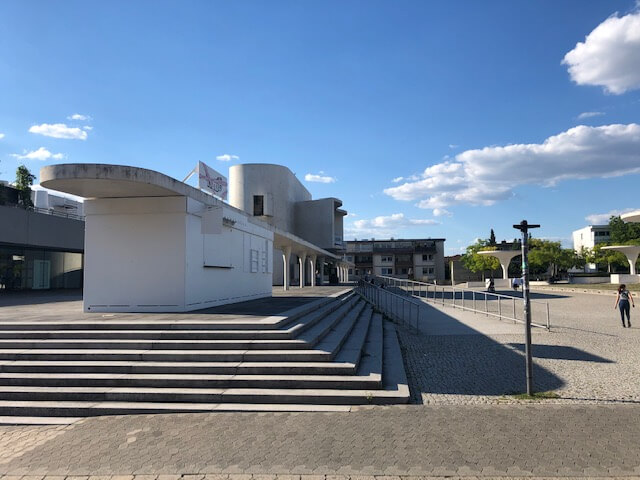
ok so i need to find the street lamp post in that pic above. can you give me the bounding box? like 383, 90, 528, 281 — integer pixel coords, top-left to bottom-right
513, 219, 540, 396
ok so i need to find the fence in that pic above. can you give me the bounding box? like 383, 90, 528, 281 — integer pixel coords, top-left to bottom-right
359, 275, 550, 331
356, 280, 423, 332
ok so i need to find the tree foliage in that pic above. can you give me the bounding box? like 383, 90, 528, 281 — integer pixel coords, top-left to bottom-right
15, 165, 35, 208
609, 216, 640, 245
461, 239, 500, 278
489, 229, 496, 246
527, 239, 582, 276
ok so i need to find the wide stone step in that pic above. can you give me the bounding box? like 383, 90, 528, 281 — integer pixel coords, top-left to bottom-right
0, 349, 333, 362
0, 339, 314, 350
0, 360, 357, 375
0, 384, 407, 407
0, 401, 352, 418
0, 289, 354, 332
0, 371, 380, 389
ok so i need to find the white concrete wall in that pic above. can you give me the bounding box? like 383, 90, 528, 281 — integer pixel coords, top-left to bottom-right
610, 274, 640, 284
83, 197, 187, 312
229, 164, 311, 233
184, 199, 273, 309
83, 196, 273, 313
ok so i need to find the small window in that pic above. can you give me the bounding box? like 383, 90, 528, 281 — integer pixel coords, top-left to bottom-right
253, 195, 264, 216
428, 268, 434, 274
401, 268, 407, 274
422, 254, 433, 261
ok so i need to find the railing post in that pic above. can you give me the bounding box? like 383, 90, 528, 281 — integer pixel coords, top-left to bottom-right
485, 292, 488, 316
473, 290, 476, 311
513, 297, 516, 323
546, 302, 551, 331
498, 296, 502, 319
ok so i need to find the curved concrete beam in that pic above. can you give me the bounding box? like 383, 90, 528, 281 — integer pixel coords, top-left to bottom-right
601, 245, 640, 275
621, 210, 640, 224
478, 250, 520, 279
40, 163, 218, 206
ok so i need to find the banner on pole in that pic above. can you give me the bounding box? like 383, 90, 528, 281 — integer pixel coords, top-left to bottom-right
198, 161, 228, 200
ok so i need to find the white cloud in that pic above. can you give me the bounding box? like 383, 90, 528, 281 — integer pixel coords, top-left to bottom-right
29, 123, 88, 140
82, 126, 93, 131
216, 154, 239, 162
345, 213, 438, 238
11, 147, 64, 161
67, 114, 91, 121
585, 208, 638, 225
384, 123, 640, 214
0, 133, 4, 139
448, 144, 459, 149
577, 111, 605, 119
305, 173, 336, 183
432, 208, 452, 217
391, 174, 419, 183
562, 11, 640, 94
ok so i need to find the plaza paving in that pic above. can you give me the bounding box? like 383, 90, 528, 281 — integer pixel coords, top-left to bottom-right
1, 288, 640, 478
398, 288, 640, 405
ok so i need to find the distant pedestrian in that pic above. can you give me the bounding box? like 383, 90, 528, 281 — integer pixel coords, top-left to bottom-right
614, 284, 635, 328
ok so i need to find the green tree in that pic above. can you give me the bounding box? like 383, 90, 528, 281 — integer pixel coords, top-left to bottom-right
609, 216, 640, 245
461, 239, 500, 280
528, 239, 582, 277
15, 165, 35, 208
489, 229, 496, 246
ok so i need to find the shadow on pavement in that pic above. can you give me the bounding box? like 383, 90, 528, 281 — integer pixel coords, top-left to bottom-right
186, 295, 326, 316
0, 289, 83, 307
507, 343, 614, 363
394, 300, 565, 400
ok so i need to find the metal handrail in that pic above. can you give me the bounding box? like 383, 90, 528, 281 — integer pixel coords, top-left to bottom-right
355, 280, 423, 333
372, 274, 550, 330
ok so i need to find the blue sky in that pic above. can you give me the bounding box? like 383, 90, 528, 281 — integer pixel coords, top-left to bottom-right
1, 1, 639, 254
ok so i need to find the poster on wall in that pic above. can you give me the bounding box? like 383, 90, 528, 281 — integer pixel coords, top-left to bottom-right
198, 161, 228, 200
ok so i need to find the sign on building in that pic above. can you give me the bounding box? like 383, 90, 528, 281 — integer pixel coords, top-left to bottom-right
198, 161, 228, 200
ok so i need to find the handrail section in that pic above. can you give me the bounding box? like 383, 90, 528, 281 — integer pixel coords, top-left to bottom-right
369, 275, 550, 330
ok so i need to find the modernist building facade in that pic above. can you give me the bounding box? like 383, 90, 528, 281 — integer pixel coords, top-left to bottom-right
229, 164, 348, 286
572, 225, 611, 272
38, 163, 351, 312
0, 183, 84, 291
345, 238, 446, 282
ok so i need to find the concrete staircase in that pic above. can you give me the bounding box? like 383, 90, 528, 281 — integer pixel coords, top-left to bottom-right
0, 290, 409, 422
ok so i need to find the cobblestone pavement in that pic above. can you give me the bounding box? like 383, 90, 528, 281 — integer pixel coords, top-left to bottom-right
0, 424, 70, 465
2, 405, 640, 477
398, 289, 640, 405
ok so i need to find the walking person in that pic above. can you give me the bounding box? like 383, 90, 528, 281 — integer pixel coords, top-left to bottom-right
614, 284, 635, 328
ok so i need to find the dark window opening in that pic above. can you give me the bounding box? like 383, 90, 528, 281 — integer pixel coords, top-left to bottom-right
253, 195, 264, 216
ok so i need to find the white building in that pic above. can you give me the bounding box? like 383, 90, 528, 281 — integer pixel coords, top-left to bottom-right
572, 225, 610, 272
229, 164, 348, 286
40, 163, 351, 313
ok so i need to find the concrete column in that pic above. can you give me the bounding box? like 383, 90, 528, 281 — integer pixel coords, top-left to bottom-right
299, 252, 307, 288
310, 255, 317, 287
317, 256, 325, 285
628, 256, 638, 276
282, 246, 291, 291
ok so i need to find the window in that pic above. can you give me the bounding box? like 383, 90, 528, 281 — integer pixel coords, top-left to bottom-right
401, 268, 407, 274
348, 269, 353, 275
250, 249, 259, 272
381, 267, 393, 275
381, 256, 393, 263
253, 195, 264, 216
422, 254, 433, 261
427, 268, 434, 274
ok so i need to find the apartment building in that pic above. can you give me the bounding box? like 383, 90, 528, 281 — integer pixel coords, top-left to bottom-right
345, 238, 446, 282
